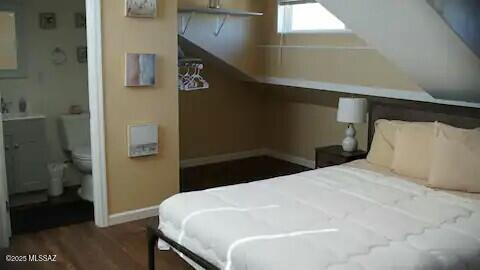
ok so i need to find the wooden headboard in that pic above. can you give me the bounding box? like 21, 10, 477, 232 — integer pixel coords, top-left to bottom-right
367, 98, 480, 149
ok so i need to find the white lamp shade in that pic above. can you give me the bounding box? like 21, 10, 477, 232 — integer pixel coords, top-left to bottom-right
337, 98, 367, 124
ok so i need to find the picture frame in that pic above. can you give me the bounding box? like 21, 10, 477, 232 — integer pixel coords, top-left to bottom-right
39, 13, 56, 29
77, 46, 87, 63
125, 53, 156, 87
74, 12, 86, 28
125, 0, 157, 18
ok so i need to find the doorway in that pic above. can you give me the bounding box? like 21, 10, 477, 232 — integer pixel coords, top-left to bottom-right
0, 0, 108, 246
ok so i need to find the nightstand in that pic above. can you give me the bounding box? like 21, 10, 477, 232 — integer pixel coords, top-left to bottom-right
315, 145, 367, 169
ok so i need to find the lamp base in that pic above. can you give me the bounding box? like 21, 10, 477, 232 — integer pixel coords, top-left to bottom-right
342, 124, 358, 152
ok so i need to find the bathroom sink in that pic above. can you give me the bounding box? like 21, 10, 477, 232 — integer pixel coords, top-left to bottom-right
2, 112, 46, 122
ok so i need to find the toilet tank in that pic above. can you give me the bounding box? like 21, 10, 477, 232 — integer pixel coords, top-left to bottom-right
58, 113, 91, 151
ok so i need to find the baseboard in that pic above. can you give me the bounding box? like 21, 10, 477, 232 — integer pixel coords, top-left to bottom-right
180, 148, 315, 169
180, 149, 267, 168
264, 149, 315, 169
108, 205, 159, 226
109, 150, 314, 226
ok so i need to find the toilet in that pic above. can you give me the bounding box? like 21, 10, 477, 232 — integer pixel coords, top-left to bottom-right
58, 114, 93, 202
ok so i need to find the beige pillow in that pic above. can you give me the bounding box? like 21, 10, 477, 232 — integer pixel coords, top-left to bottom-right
436, 122, 480, 140
391, 123, 435, 180
428, 123, 480, 193
367, 120, 402, 167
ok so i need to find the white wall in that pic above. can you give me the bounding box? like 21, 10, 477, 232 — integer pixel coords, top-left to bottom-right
318, 0, 480, 102
0, 0, 88, 168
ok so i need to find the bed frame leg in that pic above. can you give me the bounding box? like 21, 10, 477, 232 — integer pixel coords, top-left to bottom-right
146, 225, 220, 270
147, 227, 157, 270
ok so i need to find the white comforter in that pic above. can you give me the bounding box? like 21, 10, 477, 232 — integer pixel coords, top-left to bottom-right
158, 165, 480, 270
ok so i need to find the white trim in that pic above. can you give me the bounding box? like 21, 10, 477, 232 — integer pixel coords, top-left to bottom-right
0, 109, 11, 248
277, 29, 353, 35
86, 0, 109, 228
180, 148, 315, 169
260, 76, 480, 109
108, 149, 315, 226
265, 149, 315, 169
109, 205, 159, 226
180, 149, 267, 168
258, 44, 373, 50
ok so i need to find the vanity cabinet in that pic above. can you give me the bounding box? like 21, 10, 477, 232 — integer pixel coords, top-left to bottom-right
3, 118, 49, 195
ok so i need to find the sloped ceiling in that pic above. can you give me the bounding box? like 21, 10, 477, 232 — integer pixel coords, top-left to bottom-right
318, 0, 480, 103
179, 35, 256, 82
428, 0, 480, 59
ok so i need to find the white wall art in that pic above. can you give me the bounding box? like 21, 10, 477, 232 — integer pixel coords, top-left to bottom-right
125, 53, 156, 87
125, 0, 157, 18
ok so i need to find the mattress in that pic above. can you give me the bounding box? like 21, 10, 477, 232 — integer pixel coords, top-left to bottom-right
158, 165, 480, 270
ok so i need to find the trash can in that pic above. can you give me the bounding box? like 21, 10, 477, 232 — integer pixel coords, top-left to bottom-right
48, 163, 66, 197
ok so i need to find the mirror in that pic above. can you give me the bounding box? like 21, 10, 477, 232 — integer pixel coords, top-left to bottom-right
0, 11, 18, 70
0, 1, 25, 79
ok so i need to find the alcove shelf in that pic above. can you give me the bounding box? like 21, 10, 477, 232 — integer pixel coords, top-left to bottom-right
178, 7, 263, 36
178, 57, 203, 65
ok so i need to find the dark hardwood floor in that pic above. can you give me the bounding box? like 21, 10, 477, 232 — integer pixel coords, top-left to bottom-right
181, 156, 310, 192
1, 218, 191, 270
1, 156, 310, 269
10, 186, 94, 235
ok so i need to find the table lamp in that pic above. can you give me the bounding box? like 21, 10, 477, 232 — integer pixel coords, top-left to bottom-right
337, 97, 367, 152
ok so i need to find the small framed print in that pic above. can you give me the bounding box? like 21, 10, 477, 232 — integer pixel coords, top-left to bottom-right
77, 46, 87, 63
39, 13, 56, 29
74, 12, 86, 28
125, 0, 157, 18
125, 53, 156, 87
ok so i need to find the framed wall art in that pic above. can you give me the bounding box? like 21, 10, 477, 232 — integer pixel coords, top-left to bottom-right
125, 53, 156, 87
125, 0, 157, 18
39, 13, 56, 29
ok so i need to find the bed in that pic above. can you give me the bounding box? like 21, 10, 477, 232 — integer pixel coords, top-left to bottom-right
147, 99, 480, 270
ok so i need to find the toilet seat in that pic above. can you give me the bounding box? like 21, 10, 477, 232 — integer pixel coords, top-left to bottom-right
71, 145, 93, 202
72, 146, 92, 174
72, 146, 91, 161
59, 114, 93, 202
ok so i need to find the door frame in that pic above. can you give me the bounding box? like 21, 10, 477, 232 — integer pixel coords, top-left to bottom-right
0, 0, 108, 246
86, 0, 109, 227
0, 103, 11, 248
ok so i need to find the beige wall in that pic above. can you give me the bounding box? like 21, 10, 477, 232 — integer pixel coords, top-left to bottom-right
102, 0, 179, 214
263, 47, 422, 91
261, 0, 421, 91
178, 0, 266, 77
177, 0, 374, 163
180, 75, 369, 165
256, 0, 409, 163
180, 66, 265, 160
178, 0, 267, 160
0, 0, 88, 165
264, 86, 368, 162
